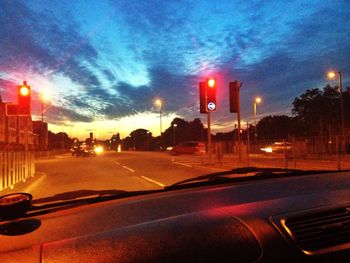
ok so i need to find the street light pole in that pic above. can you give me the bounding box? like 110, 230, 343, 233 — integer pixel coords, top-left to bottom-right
160, 102, 162, 150
41, 100, 44, 122
155, 99, 163, 150
338, 71, 345, 142
253, 97, 261, 140
173, 123, 177, 146
328, 71, 345, 148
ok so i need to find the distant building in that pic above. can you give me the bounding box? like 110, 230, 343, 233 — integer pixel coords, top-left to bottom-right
32, 121, 48, 150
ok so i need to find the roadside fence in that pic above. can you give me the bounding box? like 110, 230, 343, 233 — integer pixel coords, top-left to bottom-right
0, 151, 35, 192
204, 135, 350, 171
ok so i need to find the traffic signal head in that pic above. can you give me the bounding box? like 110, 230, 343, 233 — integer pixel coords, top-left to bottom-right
229, 81, 240, 113
199, 79, 217, 113
206, 78, 216, 111
17, 81, 31, 115
199, 82, 207, 113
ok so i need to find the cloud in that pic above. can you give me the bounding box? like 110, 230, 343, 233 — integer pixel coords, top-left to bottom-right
46, 105, 94, 124
0, 0, 118, 122
0, 79, 17, 102
1, 0, 350, 131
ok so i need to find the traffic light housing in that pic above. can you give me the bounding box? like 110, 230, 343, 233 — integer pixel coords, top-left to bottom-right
199, 78, 217, 113
206, 78, 216, 111
17, 81, 31, 115
229, 81, 240, 113
199, 82, 207, 113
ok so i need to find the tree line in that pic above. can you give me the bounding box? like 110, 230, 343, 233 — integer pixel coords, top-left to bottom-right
47, 84, 350, 150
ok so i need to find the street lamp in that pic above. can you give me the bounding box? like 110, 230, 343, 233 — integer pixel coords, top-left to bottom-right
173, 123, 177, 146
40, 89, 51, 122
253, 97, 262, 139
155, 99, 163, 150
327, 70, 345, 142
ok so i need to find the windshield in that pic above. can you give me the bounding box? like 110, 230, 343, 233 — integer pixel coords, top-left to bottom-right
1, 1, 350, 202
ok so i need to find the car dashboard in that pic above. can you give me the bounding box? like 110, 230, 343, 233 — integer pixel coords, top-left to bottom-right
1, 171, 350, 262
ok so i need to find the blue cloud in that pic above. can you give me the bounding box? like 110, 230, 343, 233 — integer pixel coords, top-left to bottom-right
1, 0, 350, 128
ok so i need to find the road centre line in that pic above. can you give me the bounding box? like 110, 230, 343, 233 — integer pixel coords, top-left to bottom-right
195, 165, 226, 172
172, 160, 226, 172
122, 165, 135, 172
113, 161, 134, 172
172, 161, 193, 168
140, 176, 165, 187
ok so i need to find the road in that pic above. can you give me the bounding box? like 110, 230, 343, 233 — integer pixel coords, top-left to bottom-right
24, 151, 222, 200
7, 150, 349, 201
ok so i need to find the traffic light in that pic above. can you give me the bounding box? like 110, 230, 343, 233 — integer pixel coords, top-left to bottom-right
199, 78, 217, 113
199, 82, 207, 113
17, 81, 31, 115
206, 78, 216, 111
229, 81, 240, 113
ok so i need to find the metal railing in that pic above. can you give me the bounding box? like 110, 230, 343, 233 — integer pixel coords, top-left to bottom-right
0, 151, 35, 192
200, 136, 350, 171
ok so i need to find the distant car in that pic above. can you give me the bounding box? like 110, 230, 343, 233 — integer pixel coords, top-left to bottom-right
70, 141, 82, 156
260, 141, 293, 154
94, 145, 104, 155
171, 141, 206, 155
71, 143, 99, 157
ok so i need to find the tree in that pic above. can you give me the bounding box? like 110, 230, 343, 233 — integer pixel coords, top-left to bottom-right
162, 118, 205, 147
256, 115, 297, 139
122, 129, 152, 150
292, 85, 345, 136
48, 131, 72, 150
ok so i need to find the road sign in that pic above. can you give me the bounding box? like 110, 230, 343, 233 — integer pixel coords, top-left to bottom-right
207, 102, 216, 111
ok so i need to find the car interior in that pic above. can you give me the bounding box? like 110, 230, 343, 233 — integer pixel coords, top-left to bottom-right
1, 169, 350, 262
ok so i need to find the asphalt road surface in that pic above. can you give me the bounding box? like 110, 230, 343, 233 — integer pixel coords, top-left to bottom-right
23, 151, 221, 200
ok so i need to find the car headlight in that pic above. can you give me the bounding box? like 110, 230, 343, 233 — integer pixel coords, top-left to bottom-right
95, 146, 104, 154
261, 147, 273, 153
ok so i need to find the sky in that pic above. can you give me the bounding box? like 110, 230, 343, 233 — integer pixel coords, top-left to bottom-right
1, 0, 350, 139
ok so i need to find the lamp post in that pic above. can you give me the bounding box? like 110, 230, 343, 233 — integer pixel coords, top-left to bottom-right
155, 99, 163, 150
253, 97, 262, 139
173, 123, 177, 146
327, 71, 345, 144
40, 89, 51, 122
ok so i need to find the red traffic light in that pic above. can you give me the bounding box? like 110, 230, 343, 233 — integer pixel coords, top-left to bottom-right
207, 78, 215, 88
19, 85, 30, 96
17, 81, 31, 115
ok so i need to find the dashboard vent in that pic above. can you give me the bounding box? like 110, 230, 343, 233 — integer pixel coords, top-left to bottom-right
283, 207, 350, 253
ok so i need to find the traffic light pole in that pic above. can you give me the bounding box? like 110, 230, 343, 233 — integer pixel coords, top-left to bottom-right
237, 87, 242, 162
160, 104, 163, 151
207, 111, 212, 163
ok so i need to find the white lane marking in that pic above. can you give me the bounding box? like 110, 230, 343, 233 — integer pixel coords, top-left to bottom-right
140, 176, 165, 187
122, 165, 135, 172
196, 165, 226, 171
24, 174, 47, 193
113, 161, 134, 172
172, 161, 193, 168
